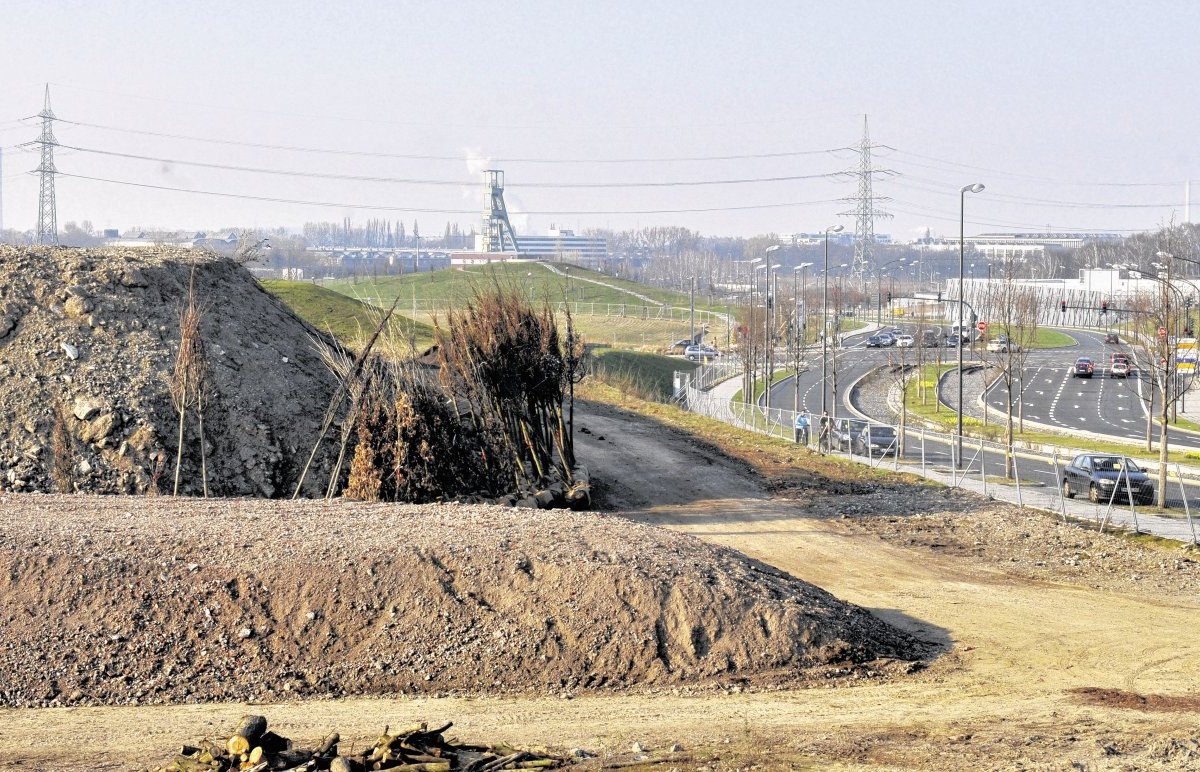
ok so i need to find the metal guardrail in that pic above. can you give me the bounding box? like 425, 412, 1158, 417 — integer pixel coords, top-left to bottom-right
679, 381, 1200, 545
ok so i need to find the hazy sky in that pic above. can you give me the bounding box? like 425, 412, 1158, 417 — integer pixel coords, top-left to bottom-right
0, 0, 1196, 240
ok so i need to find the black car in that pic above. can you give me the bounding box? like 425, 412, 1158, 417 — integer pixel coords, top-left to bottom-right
826, 417, 867, 451
1061, 454, 1154, 504
853, 425, 898, 457
1071, 357, 1095, 378
865, 335, 885, 348
1104, 332, 1120, 344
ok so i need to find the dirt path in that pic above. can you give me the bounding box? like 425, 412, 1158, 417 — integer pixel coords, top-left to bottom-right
4, 402, 1200, 769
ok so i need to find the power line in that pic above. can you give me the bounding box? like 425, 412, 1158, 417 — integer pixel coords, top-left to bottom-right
887, 174, 1186, 209
60, 119, 844, 165
58, 143, 848, 188
57, 172, 845, 216
887, 147, 1180, 188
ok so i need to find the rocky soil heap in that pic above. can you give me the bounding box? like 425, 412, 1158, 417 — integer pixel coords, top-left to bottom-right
0, 246, 339, 496
0, 494, 926, 708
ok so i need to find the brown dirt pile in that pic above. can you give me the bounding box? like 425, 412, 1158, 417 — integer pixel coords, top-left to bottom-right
0, 245, 339, 497
0, 493, 925, 708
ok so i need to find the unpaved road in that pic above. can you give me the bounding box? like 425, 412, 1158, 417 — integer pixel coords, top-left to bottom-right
3, 401, 1200, 770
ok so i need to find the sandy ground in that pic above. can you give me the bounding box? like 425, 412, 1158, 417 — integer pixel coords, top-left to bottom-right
3, 401, 1200, 770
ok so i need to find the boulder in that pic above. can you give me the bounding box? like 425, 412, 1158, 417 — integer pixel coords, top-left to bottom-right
72, 396, 105, 422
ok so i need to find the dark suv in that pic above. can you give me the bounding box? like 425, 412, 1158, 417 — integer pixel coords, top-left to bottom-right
1061, 453, 1153, 504
1071, 357, 1095, 378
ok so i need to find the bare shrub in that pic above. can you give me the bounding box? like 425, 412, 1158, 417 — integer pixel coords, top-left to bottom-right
49, 407, 73, 493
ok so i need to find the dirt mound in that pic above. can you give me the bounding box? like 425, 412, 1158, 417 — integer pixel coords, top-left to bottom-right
0, 246, 339, 497
0, 493, 925, 708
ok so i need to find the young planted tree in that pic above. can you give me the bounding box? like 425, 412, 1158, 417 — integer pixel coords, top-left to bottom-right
167, 265, 213, 496
985, 257, 1040, 479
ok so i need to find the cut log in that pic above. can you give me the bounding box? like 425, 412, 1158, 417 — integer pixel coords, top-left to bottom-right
226, 715, 269, 756
314, 732, 340, 757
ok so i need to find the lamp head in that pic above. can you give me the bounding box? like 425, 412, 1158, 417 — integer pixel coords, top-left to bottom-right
827, 225, 844, 234
961, 183, 986, 194
766, 244, 781, 254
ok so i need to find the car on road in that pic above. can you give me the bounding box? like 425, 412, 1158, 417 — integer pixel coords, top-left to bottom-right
1110, 360, 1131, 378
826, 417, 867, 452
1061, 453, 1154, 504
865, 334, 886, 348
1104, 332, 1121, 344
877, 332, 896, 347
683, 344, 718, 361
852, 424, 898, 457
986, 339, 1022, 353
945, 335, 964, 347
889, 327, 903, 337
1071, 357, 1095, 378
921, 330, 941, 347
895, 334, 915, 348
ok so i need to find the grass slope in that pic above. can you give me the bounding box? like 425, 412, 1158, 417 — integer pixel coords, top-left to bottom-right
261, 280, 435, 350
324, 263, 727, 313
588, 348, 697, 402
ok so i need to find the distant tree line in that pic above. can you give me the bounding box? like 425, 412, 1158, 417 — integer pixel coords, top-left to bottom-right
300, 218, 474, 249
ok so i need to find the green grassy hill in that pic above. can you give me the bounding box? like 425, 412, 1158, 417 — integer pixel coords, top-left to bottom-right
261, 280, 435, 351
323, 262, 727, 313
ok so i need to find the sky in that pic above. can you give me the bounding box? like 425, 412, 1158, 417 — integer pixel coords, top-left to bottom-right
0, 0, 1196, 240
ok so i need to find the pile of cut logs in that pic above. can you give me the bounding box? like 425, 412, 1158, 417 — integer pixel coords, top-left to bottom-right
158, 715, 567, 771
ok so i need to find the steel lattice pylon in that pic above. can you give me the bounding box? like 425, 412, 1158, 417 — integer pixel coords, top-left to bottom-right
32, 85, 58, 245
838, 115, 892, 285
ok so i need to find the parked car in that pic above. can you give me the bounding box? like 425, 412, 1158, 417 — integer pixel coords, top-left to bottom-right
1061, 454, 1154, 504
683, 345, 718, 361
877, 333, 896, 347
921, 330, 941, 347
895, 334, 915, 348
1071, 357, 1095, 378
1110, 360, 1131, 378
1104, 332, 1121, 344
945, 335, 963, 348
853, 425, 898, 457
889, 327, 903, 336
987, 339, 1021, 353
827, 418, 868, 451
865, 335, 886, 348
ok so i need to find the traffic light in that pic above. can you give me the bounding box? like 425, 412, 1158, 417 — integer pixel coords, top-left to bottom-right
1060, 300, 1067, 313
1100, 300, 1108, 314
937, 291, 942, 302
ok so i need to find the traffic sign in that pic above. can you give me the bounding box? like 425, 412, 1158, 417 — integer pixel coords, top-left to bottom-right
976, 321, 987, 332
1158, 326, 1168, 338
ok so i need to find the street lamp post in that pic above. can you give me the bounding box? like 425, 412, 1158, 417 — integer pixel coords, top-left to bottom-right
793, 263, 813, 415
753, 262, 768, 402
957, 183, 986, 468
821, 225, 844, 416
744, 257, 763, 403
763, 250, 782, 409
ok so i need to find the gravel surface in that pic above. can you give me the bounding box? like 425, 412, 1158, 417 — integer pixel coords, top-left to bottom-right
0, 246, 340, 497
0, 493, 925, 709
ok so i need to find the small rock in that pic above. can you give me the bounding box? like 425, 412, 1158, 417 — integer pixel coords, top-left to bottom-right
61, 342, 79, 360
63, 295, 93, 318
631, 742, 646, 753
0, 316, 14, 339
281, 356, 289, 364
237, 627, 254, 640
306, 611, 318, 621
670, 744, 684, 753
77, 459, 92, 475
72, 396, 104, 421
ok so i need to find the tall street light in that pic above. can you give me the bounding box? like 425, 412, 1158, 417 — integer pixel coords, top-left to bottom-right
821, 225, 845, 415
744, 257, 763, 403
752, 262, 768, 402
764, 255, 782, 408
793, 262, 813, 415
957, 183, 986, 468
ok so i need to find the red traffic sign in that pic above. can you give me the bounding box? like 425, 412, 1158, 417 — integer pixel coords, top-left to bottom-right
1158, 326, 1168, 338
976, 321, 987, 332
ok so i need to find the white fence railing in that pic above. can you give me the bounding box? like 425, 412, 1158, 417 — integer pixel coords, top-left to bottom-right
678, 381, 1200, 545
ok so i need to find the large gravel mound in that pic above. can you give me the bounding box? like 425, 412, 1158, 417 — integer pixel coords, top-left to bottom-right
0, 246, 339, 497
0, 494, 925, 708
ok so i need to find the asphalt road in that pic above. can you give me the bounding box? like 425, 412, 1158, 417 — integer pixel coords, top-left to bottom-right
982, 327, 1200, 451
